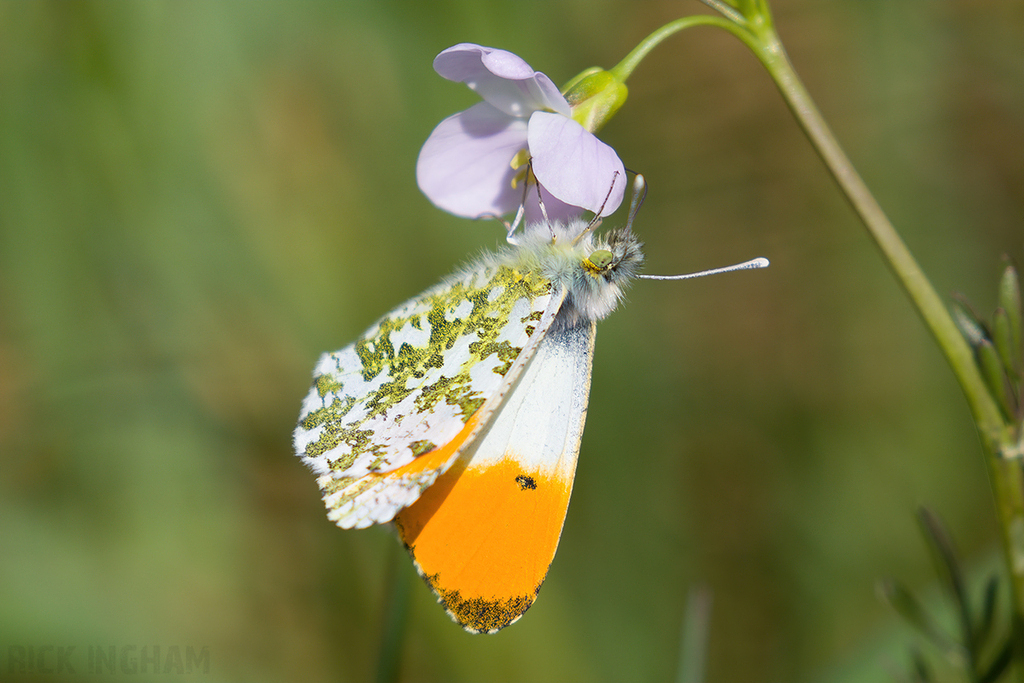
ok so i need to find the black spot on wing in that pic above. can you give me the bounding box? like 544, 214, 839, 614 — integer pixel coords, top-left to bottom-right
515, 475, 537, 490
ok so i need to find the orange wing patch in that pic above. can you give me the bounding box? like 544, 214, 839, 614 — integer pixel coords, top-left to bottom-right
319, 410, 485, 512
394, 453, 574, 633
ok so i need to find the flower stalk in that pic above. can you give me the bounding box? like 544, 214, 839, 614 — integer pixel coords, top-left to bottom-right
682, 0, 1024, 671
604, 0, 1024, 669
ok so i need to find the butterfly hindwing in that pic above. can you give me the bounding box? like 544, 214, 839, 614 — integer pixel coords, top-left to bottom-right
294, 259, 567, 529
394, 319, 597, 633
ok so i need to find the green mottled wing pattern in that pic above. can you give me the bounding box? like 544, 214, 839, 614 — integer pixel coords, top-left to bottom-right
294, 259, 564, 529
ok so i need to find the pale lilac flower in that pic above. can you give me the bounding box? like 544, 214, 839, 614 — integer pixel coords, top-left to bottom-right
416, 44, 626, 226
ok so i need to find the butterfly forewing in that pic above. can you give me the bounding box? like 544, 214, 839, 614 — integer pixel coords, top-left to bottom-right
294, 261, 566, 529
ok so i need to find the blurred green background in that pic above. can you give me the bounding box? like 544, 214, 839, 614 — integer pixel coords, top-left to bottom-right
1, 1, 1020, 681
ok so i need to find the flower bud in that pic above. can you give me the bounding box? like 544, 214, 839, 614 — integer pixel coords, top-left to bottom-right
562, 68, 628, 133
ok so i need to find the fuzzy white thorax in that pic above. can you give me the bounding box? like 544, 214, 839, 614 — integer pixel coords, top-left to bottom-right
496, 218, 644, 325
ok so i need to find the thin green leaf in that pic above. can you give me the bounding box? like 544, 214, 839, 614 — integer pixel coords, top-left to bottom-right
998, 261, 1022, 368
878, 579, 958, 655
993, 309, 1020, 382
973, 574, 1000, 651
910, 648, 933, 683
977, 637, 1012, 683
916, 508, 976, 667
951, 298, 989, 348
978, 339, 1013, 420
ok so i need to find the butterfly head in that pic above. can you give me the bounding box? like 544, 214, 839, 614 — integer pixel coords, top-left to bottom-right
581, 226, 644, 283
511, 173, 647, 325
519, 218, 643, 326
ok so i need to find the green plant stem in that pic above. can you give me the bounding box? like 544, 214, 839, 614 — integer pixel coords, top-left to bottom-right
712, 11, 1024, 670
677, 585, 713, 683
750, 19, 1024, 599
375, 540, 411, 683
610, 15, 737, 83
612, 1, 1024, 666
755, 36, 1001, 430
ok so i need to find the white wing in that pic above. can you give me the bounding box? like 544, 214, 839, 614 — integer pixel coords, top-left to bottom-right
294, 259, 567, 529
394, 319, 597, 633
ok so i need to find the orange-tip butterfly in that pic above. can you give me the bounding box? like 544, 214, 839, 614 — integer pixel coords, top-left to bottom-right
294, 176, 767, 632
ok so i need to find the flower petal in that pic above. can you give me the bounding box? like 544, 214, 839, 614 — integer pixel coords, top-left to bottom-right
520, 186, 587, 228
416, 101, 529, 218
527, 111, 626, 216
433, 44, 570, 118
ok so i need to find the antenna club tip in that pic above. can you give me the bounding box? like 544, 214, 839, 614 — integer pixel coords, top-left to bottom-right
637, 255, 772, 281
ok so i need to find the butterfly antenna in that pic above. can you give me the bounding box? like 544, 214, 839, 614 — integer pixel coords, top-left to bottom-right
505, 204, 525, 244
639, 257, 770, 280
624, 173, 647, 234
524, 160, 555, 237
476, 210, 520, 245
572, 170, 623, 245
504, 158, 537, 243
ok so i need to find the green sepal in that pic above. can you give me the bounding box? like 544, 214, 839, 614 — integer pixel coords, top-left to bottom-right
562, 69, 628, 134
561, 67, 602, 95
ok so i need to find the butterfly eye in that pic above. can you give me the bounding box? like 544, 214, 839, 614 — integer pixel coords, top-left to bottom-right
584, 249, 615, 272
